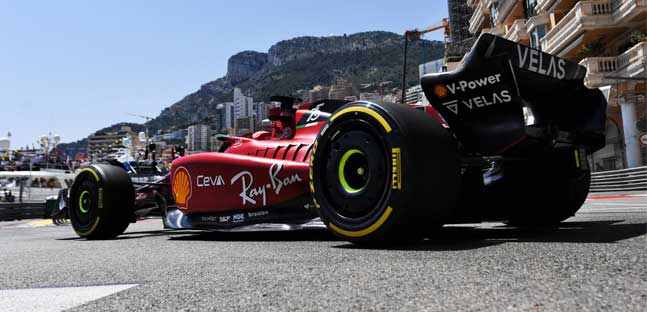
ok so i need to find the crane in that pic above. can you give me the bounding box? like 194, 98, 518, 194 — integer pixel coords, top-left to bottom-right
128, 113, 154, 122
401, 18, 451, 104
128, 113, 155, 145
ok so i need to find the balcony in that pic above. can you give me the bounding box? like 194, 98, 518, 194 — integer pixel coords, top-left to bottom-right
525, 13, 549, 31
482, 24, 506, 36
580, 41, 647, 87
504, 19, 530, 42
535, 0, 557, 13
541, 0, 647, 56
469, 0, 490, 34
491, 0, 519, 25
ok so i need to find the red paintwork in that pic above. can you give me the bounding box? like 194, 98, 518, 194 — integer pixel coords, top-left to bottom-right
169, 101, 443, 214
170, 106, 322, 214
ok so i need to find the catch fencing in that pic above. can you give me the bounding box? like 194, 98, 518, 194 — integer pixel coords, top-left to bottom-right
590, 166, 647, 193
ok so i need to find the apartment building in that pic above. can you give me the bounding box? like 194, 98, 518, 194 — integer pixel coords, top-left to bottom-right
186, 124, 211, 152
467, 0, 646, 169
87, 126, 138, 161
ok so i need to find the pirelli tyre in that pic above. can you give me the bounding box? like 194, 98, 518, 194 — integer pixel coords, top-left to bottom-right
502, 150, 591, 226
69, 164, 135, 239
310, 101, 460, 244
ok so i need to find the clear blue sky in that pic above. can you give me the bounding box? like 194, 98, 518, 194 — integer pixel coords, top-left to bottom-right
0, 0, 448, 148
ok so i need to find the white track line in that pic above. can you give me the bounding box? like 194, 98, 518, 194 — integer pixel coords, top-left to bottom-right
0, 284, 138, 312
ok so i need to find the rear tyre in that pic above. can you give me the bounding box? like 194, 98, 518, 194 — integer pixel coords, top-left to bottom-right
310, 101, 460, 244
503, 153, 591, 226
69, 164, 134, 239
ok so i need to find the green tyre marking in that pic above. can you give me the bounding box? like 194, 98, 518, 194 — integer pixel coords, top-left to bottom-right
79, 191, 90, 214
338, 149, 365, 194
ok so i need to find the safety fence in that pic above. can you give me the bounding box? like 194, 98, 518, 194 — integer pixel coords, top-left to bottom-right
590, 166, 647, 192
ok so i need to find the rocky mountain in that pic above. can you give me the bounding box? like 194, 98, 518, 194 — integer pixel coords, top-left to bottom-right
60, 31, 443, 154
147, 31, 443, 131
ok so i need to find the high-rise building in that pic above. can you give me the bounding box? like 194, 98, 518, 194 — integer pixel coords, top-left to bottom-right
186, 124, 211, 152
466, 0, 646, 169
447, 0, 476, 59
234, 87, 255, 120
236, 116, 256, 135
216, 102, 236, 131
254, 102, 269, 122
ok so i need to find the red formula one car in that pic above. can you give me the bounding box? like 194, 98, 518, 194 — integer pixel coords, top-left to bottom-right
63, 34, 607, 244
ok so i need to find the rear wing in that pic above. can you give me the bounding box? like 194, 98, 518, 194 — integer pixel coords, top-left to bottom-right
421, 33, 607, 155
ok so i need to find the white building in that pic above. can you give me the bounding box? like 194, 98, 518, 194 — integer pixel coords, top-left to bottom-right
419, 59, 446, 79
405, 85, 429, 105
234, 88, 255, 120
186, 124, 211, 152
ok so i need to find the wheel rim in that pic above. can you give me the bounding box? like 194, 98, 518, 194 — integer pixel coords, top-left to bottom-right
78, 191, 90, 214
337, 149, 368, 194
72, 177, 99, 227
321, 122, 390, 220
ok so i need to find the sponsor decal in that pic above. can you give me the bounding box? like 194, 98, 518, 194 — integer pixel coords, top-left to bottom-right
197, 175, 226, 187
434, 84, 449, 98
442, 100, 459, 115
98, 187, 104, 209
247, 210, 269, 218
391, 148, 402, 190
306, 103, 325, 123
441, 90, 512, 115
232, 213, 245, 223
517, 45, 566, 79
445, 74, 502, 95
172, 167, 192, 210
230, 163, 304, 206
219, 216, 231, 223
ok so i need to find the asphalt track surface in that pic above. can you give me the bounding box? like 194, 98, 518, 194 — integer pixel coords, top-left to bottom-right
1, 193, 645, 311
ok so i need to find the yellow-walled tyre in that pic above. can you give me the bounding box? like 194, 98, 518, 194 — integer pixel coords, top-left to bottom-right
69, 164, 134, 239
310, 101, 460, 244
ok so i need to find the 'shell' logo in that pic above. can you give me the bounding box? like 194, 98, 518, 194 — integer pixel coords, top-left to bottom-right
434, 84, 449, 98
172, 167, 192, 210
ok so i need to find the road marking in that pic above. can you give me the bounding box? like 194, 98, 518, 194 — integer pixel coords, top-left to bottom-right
587, 195, 647, 200
583, 203, 647, 207
28, 219, 53, 226
0, 284, 138, 312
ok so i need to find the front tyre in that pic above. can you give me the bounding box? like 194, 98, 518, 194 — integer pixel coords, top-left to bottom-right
310, 101, 460, 244
69, 164, 134, 239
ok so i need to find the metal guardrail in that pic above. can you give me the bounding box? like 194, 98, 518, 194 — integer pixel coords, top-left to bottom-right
590, 166, 647, 192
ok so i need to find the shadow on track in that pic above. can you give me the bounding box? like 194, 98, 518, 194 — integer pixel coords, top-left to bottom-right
334, 220, 647, 250
169, 229, 337, 242
56, 220, 645, 247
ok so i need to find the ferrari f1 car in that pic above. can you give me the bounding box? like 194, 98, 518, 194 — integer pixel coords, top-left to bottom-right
64, 34, 607, 244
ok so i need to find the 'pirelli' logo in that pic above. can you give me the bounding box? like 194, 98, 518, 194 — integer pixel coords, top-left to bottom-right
98, 187, 104, 209
391, 148, 402, 190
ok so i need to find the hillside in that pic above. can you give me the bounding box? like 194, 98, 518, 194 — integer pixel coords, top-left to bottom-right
60, 31, 443, 154
147, 31, 443, 131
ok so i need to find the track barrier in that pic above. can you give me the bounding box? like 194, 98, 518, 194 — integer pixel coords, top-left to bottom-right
590, 166, 647, 193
